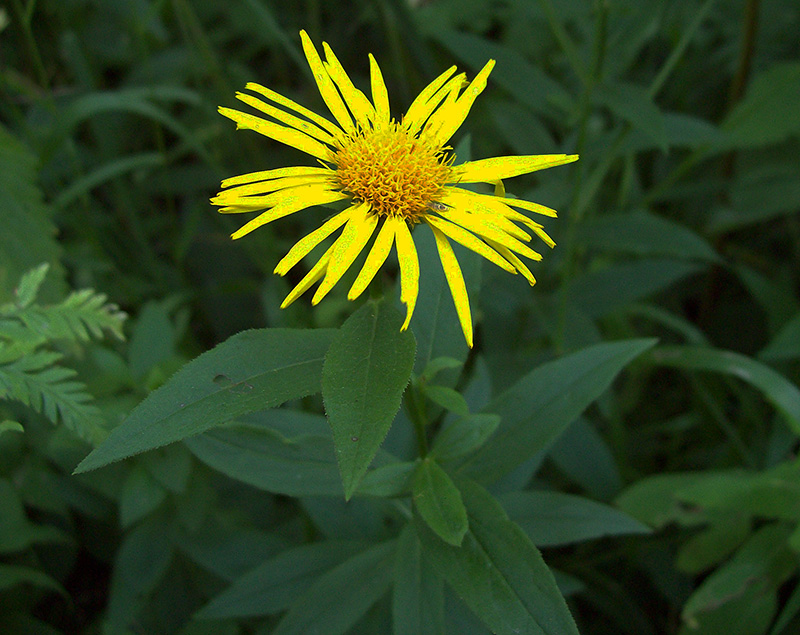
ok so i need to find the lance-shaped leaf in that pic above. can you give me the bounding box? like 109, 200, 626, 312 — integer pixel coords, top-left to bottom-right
322, 299, 415, 499
75, 328, 335, 473
413, 458, 468, 546
461, 338, 657, 483
415, 476, 580, 635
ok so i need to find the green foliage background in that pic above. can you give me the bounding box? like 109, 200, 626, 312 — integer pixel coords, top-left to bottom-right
2, 0, 800, 633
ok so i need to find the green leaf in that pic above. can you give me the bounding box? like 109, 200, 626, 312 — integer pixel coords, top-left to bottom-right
568, 259, 705, 318
119, 464, 167, 528
413, 458, 469, 546
322, 300, 415, 500
681, 524, 795, 629
595, 82, 667, 150
760, 311, 800, 361
12, 263, 50, 309
676, 514, 751, 575
649, 345, 800, 435
0, 126, 64, 304
186, 420, 342, 497
432, 30, 572, 115
106, 515, 174, 632
392, 524, 445, 635
719, 62, 800, 149
195, 541, 368, 619
415, 476, 579, 635
0, 420, 23, 436
431, 413, 500, 462
75, 328, 336, 473
270, 541, 396, 635
500, 491, 651, 547
615, 472, 711, 529
422, 384, 470, 417
0, 564, 67, 597
410, 225, 478, 377
461, 339, 657, 483
577, 211, 720, 263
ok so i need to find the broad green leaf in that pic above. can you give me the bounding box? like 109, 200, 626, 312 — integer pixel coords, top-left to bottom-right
75, 328, 335, 473
195, 541, 368, 619
186, 421, 342, 497
719, 62, 800, 149
577, 211, 720, 263
649, 345, 800, 435
461, 339, 657, 483
615, 472, 712, 529
676, 514, 751, 574
674, 463, 800, 521
413, 458, 468, 546
269, 541, 396, 635
393, 525, 445, 635
106, 516, 175, 632
415, 476, 579, 635
500, 491, 650, 547
568, 259, 705, 318
420, 357, 463, 382
422, 384, 470, 417
431, 413, 501, 462
594, 82, 667, 150
682, 524, 795, 628
548, 417, 623, 501
760, 311, 800, 361
0, 564, 66, 596
322, 300, 415, 500
119, 463, 167, 528
0, 478, 68, 551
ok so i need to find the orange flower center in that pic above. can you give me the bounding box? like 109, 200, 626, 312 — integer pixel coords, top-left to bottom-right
333, 123, 452, 223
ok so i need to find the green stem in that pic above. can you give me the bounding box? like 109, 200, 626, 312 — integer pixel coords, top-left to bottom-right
405, 382, 429, 458
10, 0, 49, 90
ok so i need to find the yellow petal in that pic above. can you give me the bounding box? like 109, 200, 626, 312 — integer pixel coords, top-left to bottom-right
424, 59, 495, 148
492, 195, 559, 218
215, 174, 334, 205
452, 154, 579, 183
299, 30, 355, 135
403, 73, 466, 136
214, 181, 336, 209
438, 188, 532, 242
219, 107, 332, 160
235, 92, 338, 145
369, 54, 390, 127
245, 82, 344, 141
402, 65, 458, 129
485, 239, 537, 286
230, 186, 348, 240
394, 219, 419, 331
280, 244, 335, 308
274, 207, 354, 275
222, 166, 334, 188
322, 42, 375, 130
430, 226, 473, 348
436, 205, 542, 262
425, 215, 515, 274
348, 217, 396, 300
312, 203, 377, 304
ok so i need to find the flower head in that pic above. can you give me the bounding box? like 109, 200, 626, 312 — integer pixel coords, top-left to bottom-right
213, 30, 577, 347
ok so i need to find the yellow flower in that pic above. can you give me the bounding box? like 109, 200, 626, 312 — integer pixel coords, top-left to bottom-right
213, 30, 577, 347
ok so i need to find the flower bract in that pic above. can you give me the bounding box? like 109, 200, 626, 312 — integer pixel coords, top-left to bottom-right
213, 30, 577, 347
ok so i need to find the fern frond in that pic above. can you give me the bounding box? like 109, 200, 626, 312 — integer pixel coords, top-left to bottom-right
0, 354, 107, 445
17, 289, 127, 344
